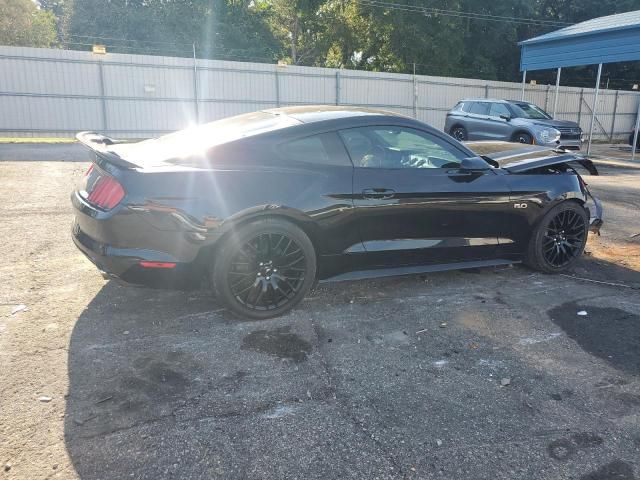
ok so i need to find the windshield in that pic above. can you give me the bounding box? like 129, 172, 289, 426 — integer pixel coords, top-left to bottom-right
511, 102, 552, 120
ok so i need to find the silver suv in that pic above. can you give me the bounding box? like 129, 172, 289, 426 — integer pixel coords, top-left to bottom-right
444, 99, 583, 150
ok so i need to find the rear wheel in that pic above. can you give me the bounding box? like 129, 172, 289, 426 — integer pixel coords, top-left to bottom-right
514, 132, 533, 144
525, 202, 588, 273
212, 218, 316, 319
450, 126, 468, 141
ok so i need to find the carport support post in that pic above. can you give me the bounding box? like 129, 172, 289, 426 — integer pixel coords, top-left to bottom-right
631, 98, 640, 162
521, 70, 526, 101
553, 67, 561, 117
586, 63, 603, 156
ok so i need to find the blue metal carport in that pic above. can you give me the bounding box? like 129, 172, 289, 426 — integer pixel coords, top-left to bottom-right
519, 10, 640, 156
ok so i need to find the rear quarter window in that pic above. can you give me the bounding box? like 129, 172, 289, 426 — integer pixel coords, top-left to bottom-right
279, 133, 351, 166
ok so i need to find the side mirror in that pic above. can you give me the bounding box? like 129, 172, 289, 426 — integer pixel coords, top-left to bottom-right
460, 156, 491, 171
500, 114, 511, 121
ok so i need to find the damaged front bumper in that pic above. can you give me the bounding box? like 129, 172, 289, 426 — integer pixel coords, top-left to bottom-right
586, 195, 603, 235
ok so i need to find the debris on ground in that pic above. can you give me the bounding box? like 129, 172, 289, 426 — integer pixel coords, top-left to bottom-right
577, 310, 588, 316
415, 328, 428, 335
10, 304, 27, 315
435, 439, 443, 447
38, 396, 52, 402
500, 378, 511, 387
439, 322, 447, 328
95, 396, 113, 404
4, 463, 11, 472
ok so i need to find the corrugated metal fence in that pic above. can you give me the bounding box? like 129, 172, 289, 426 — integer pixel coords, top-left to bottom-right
1, 45, 639, 140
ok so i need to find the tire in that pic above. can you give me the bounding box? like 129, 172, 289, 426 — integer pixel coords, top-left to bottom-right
450, 126, 468, 142
212, 218, 317, 319
524, 201, 589, 273
514, 132, 533, 144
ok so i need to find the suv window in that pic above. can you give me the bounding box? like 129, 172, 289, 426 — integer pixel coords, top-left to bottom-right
489, 103, 511, 118
339, 126, 464, 169
469, 102, 490, 115
280, 133, 349, 166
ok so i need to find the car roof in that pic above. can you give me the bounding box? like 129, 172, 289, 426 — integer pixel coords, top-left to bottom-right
261, 105, 407, 124
458, 99, 533, 104
459, 98, 509, 103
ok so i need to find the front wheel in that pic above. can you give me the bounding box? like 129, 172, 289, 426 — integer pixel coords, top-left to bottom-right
450, 126, 468, 142
525, 202, 589, 273
212, 218, 317, 319
514, 132, 533, 144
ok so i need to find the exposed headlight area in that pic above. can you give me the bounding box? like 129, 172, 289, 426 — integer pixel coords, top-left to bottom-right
536, 127, 561, 144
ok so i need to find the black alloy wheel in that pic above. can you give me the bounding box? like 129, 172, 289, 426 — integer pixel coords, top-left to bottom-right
525, 202, 588, 273
541, 208, 587, 267
213, 219, 316, 319
515, 132, 533, 144
451, 126, 467, 141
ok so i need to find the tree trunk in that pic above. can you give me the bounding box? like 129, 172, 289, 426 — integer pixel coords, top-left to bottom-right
291, 15, 298, 64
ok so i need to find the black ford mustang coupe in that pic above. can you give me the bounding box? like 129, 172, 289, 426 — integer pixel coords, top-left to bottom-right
72, 106, 602, 319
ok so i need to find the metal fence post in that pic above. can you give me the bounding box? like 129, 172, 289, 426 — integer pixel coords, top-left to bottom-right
97, 60, 108, 132
484, 84, 489, 99
587, 63, 603, 156
192, 43, 199, 123
552, 67, 561, 118
544, 84, 550, 112
335, 70, 340, 105
275, 67, 281, 107
577, 88, 584, 126
631, 97, 640, 162
609, 90, 619, 142
412, 63, 417, 118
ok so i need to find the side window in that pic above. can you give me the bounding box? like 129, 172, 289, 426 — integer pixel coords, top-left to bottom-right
469, 102, 489, 115
339, 126, 465, 169
279, 133, 349, 166
489, 103, 511, 118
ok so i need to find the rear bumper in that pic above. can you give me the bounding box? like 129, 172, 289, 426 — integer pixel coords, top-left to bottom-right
72, 219, 201, 288
71, 191, 205, 289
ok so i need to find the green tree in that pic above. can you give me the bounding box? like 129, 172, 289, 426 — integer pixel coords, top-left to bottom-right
39, 0, 74, 43
0, 0, 57, 47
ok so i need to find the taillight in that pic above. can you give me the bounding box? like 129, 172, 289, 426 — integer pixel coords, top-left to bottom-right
87, 174, 125, 210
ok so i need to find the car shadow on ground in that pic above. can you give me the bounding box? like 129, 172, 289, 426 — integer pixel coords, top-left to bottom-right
63, 259, 640, 479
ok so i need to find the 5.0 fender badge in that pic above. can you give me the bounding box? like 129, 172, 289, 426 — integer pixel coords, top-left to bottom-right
513, 203, 528, 209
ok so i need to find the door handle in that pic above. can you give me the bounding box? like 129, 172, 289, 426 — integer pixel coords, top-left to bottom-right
362, 188, 396, 199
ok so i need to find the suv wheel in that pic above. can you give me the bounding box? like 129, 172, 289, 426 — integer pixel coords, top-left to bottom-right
514, 132, 533, 144
451, 126, 467, 141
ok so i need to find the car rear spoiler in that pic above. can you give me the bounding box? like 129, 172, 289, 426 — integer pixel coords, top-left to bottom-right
76, 131, 138, 169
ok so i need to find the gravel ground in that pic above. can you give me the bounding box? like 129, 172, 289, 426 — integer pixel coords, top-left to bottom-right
0, 146, 639, 480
